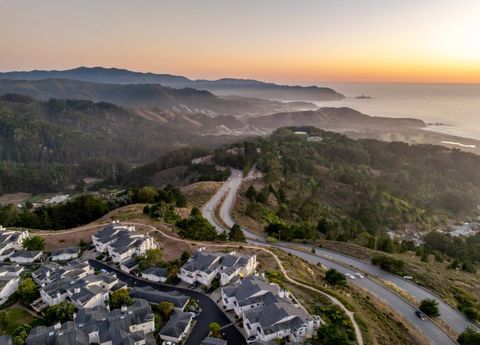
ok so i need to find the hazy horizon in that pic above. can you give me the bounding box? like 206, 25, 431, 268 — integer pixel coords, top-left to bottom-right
1, 0, 479, 84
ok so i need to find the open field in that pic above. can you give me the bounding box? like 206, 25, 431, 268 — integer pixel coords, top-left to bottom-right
0, 193, 31, 205
0, 306, 39, 336
181, 181, 222, 209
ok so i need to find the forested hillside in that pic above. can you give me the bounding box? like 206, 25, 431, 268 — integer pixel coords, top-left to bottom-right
214, 127, 480, 241
0, 94, 233, 193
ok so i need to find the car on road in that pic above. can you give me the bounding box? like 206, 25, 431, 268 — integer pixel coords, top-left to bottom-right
355, 272, 364, 279
345, 273, 356, 279
415, 310, 426, 320
246, 335, 259, 344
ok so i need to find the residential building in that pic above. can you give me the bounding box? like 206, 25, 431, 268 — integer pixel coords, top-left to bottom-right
130, 286, 189, 310
9, 250, 43, 264
141, 266, 167, 283
221, 276, 321, 343
120, 258, 139, 273
0, 228, 29, 257
50, 247, 80, 262
178, 250, 256, 287
159, 310, 194, 343
92, 221, 157, 263
27, 299, 156, 345
33, 260, 121, 310
200, 337, 227, 345
0, 265, 23, 305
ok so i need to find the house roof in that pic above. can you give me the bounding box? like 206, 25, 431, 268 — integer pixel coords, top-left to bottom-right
10, 250, 42, 259
159, 310, 193, 339
142, 266, 167, 277
130, 286, 189, 309
121, 258, 139, 269
200, 337, 227, 345
50, 247, 80, 257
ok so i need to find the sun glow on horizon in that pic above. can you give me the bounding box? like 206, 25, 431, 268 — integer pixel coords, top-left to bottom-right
1, 0, 480, 83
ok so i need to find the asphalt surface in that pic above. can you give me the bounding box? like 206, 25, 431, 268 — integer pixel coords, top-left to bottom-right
204, 168, 466, 345
296, 244, 478, 335
89, 260, 246, 345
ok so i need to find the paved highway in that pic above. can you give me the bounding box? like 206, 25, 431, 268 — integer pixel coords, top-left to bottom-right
204, 168, 464, 345
89, 260, 246, 345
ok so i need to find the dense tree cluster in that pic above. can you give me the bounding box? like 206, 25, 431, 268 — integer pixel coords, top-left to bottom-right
0, 195, 109, 230
176, 210, 220, 241
216, 127, 480, 251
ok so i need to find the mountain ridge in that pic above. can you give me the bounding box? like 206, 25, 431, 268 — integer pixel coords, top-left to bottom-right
0, 66, 344, 101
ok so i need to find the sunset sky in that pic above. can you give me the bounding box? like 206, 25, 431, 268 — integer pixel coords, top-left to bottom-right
1, 0, 480, 83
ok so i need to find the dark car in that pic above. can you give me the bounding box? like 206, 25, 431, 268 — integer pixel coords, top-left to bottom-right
416, 310, 426, 320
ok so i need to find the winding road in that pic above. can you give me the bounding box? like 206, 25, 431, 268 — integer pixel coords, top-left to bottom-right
203, 168, 474, 345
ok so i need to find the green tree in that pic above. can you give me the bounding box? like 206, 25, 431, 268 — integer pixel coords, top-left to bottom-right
17, 277, 39, 304
190, 207, 202, 217
246, 185, 257, 201
139, 248, 164, 270
209, 322, 221, 338
109, 289, 134, 310
11, 324, 31, 345
324, 269, 347, 287
419, 299, 440, 317
458, 327, 480, 345
0, 310, 8, 329
229, 224, 246, 242
22, 236, 45, 251
157, 301, 174, 319
44, 302, 76, 325
312, 323, 352, 345
177, 215, 219, 241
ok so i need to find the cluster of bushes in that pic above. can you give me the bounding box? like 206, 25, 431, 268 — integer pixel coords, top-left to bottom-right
141, 185, 186, 224
371, 255, 405, 275
311, 305, 356, 345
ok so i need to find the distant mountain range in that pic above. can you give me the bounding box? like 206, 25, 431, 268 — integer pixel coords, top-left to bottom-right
0, 66, 344, 101
0, 79, 317, 116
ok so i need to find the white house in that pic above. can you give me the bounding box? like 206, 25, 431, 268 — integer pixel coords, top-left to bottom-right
221, 276, 321, 343
159, 310, 194, 343
0, 228, 29, 256
178, 250, 257, 287
92, 221, 157, 263
9, 250, 43, 264
141, 267, 167, 283
50, 247, 80, 262
120, 258, 139, 274
91, 221, 135, 253
0, 265, 23, 305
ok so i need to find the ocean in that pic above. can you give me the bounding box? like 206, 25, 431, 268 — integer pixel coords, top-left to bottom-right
311, 83, 480, 141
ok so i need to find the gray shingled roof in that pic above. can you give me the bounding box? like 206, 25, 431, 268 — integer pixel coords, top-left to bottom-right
142, 266, 167, 277
159, 310, 193, 339
130, 286, 189, 308
50, 247, 80, 257
200, 337, 227, 345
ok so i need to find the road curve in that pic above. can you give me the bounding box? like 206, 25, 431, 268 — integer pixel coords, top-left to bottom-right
205, 168, 460, 345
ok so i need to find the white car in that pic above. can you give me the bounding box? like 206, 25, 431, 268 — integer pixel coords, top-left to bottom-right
355, 272, 364, 279
162, 341, 176, 345
345, 273, 356, 279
